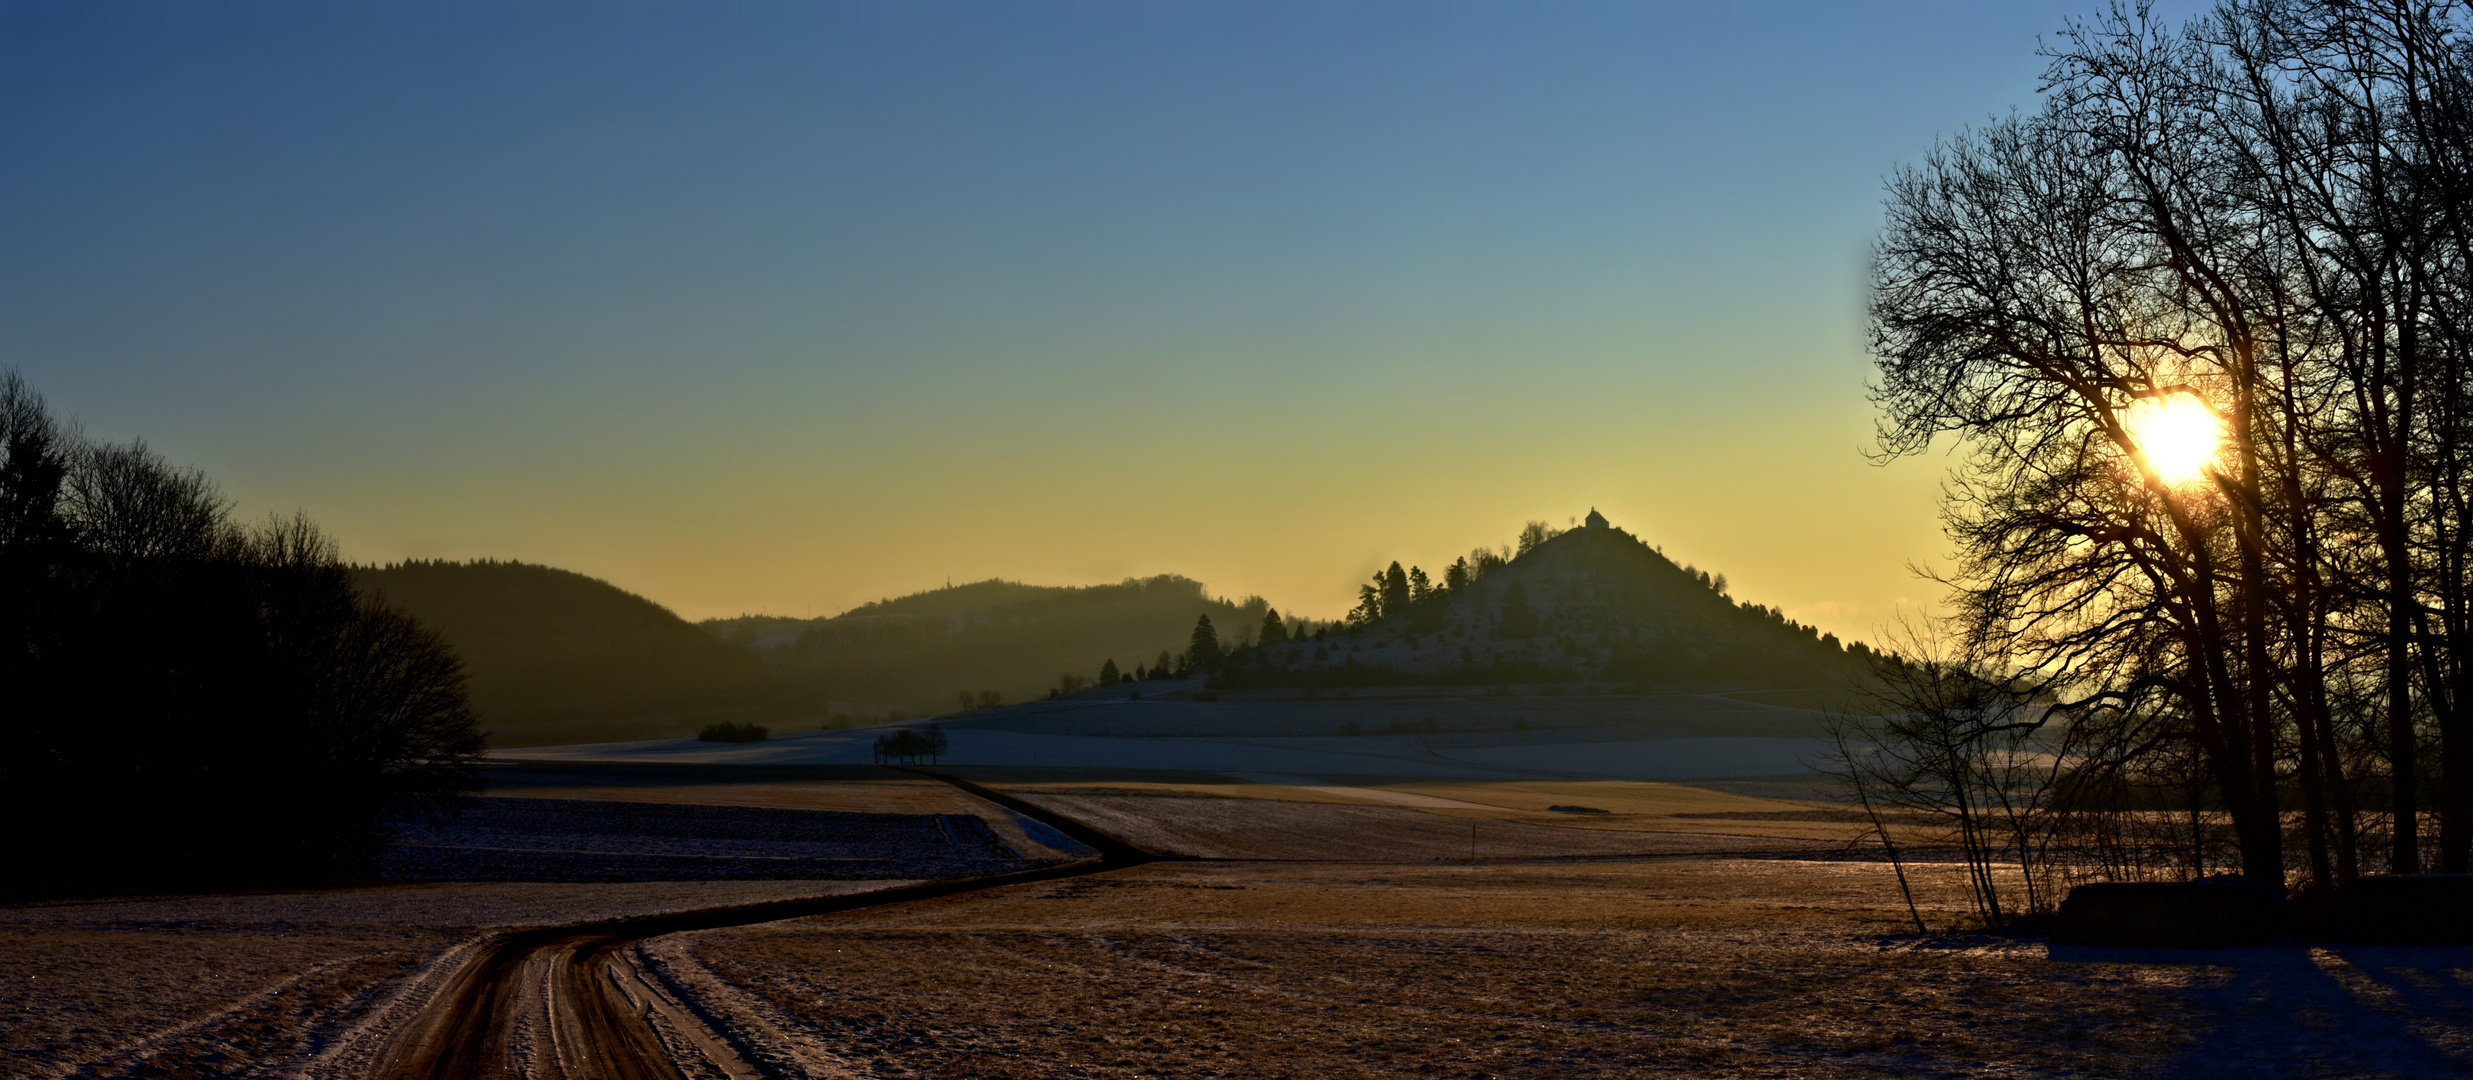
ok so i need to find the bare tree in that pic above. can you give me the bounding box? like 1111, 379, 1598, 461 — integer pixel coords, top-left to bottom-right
62, 439, 229, 561
1827, 635, 2069, 925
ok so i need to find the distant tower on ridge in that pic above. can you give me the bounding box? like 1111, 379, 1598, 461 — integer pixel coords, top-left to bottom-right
1584, 508, 1609, 531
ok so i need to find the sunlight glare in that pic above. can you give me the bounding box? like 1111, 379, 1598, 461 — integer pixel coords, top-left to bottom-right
2123, 393, 2221, 485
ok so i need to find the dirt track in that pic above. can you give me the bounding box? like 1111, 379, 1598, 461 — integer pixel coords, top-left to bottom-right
365, 771, 1157, 1079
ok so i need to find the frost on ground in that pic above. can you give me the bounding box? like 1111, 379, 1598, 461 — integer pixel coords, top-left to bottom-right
0, 879, 922, 1080
382, 796, 1063, 882
670, 858, 2473, 1079
1, 785, 1090, 1079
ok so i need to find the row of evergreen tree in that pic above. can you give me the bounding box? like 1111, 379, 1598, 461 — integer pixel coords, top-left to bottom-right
1030, 604, 1353, 701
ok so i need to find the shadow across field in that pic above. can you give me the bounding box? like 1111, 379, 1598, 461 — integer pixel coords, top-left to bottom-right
2047, 944, 2473, 1077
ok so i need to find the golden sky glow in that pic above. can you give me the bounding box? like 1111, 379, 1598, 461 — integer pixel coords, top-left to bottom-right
4, 3, 2072, 647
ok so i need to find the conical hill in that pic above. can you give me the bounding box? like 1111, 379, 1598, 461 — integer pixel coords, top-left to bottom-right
1233, 518, 1871, 690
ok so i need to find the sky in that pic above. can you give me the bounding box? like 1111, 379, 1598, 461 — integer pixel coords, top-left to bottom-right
0, 1, 2177, 637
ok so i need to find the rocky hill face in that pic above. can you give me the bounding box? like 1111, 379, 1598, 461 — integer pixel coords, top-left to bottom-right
1233, 520, 1870, 690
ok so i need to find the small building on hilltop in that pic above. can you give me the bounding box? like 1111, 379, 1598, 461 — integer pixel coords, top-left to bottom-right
1584, 508, 1609, 531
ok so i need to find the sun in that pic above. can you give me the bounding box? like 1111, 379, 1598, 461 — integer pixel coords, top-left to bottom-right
2122, 393, 2221, 485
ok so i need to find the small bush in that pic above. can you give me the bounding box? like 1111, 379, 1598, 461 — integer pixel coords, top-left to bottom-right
698, 721, 769, 743
2051, 879, 2279, 948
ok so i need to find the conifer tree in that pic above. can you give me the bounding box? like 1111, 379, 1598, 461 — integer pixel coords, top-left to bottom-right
1259, 607, 1288, 646
1381, 562, 1411, 616
1188, 615, 1222, 670
1099, 658, 1120, 686
1408, 566, 1432, 603
1444, 557, 1471, 592
1350, 579, 1384, 624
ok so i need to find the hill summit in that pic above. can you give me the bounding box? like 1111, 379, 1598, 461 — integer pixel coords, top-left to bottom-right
1230, 514, 1871, 689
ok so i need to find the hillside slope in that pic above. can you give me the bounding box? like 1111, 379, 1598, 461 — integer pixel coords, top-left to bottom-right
710, 575, 1277, 713
355, 561, 803, 746
1232, 516, 1871, 690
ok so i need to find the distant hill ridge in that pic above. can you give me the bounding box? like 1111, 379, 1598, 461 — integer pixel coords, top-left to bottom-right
354, 560, 806, 747
706, 574, 1304, 711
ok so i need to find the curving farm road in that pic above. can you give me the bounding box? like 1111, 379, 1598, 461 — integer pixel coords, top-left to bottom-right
368, 770, 1161, 1080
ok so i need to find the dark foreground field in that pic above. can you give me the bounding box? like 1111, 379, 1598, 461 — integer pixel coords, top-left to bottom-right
6, 766, 2473, 1078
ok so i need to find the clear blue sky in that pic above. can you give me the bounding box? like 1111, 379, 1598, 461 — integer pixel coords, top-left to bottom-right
0, 1, 2179, 631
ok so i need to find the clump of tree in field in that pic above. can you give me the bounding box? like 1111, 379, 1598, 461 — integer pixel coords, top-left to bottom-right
697, 721, 769, 743
0, 371, 483, 891
872, 724, 948, 765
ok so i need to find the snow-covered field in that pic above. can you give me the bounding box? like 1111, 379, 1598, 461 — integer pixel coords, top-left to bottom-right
383, 795, 1080, 882
495, 690, 1842, 781
500, 725, 1837, 779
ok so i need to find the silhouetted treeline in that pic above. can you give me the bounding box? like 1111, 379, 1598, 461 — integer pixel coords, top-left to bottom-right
0, 372, 482, 890
697, 721, 769, 743
1046, 605, 1342, 700
1867, 0, 2473, 893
